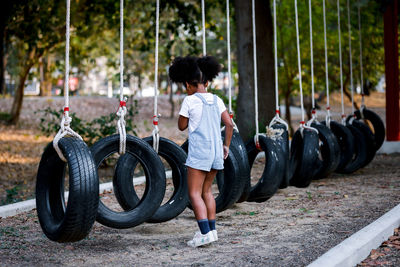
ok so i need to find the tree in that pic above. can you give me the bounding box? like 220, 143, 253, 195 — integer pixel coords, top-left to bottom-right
234, 0, 275, 141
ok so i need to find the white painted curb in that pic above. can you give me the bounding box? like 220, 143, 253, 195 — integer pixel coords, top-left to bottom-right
0, 171, 172, 219
377, 141, 400, 154
308, 203, 400, 267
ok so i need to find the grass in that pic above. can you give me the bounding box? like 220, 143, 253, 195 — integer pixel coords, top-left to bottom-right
0, 111, 11, 122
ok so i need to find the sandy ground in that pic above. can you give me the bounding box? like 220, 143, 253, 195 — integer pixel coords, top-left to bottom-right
1, 93, 400, 266
0, 153, 399, 266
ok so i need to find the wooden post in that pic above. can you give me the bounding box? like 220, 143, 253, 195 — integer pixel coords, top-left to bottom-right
384, 0, 400, 141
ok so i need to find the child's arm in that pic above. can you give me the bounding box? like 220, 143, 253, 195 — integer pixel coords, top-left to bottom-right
221, 110, 233, 159
178, 115, 189, 131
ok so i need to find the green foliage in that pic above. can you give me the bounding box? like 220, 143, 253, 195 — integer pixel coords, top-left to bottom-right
1, 186, 22, 205
0, 112, 11, 122
36, 97, 138, 146
208, 87, 237, 117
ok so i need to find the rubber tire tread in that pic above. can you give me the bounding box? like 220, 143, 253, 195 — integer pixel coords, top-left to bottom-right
224, 129, 251, 203
113, 137, 189, 223
350, 108, 385, 150
338, 124, 368, 173
91, 134, 166, 229
289, 129, 319, 188
311, 122, 341, 179
351, 120, 376, 167
36, 137, 99, 243
271, 123, 290, 188
323, 121, 355, 172
245, 135, 285, 202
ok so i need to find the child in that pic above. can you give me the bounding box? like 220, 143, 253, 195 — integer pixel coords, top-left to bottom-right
169, 56, 234, 247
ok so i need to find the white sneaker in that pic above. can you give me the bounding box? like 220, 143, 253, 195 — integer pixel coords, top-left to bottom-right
211, 230, 218, 241
187, 231, 215, 247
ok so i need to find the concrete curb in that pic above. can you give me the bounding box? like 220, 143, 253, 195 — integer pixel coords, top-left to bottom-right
377, 141, 400, 154
0, 171, 172, 219
308, 203, 400, 267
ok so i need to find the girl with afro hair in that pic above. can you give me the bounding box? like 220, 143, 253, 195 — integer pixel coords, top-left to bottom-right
169, 55, 233, 247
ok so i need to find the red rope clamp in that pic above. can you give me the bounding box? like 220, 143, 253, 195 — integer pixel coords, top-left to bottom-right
300, 121, 305, 125
255, 141, 261, 151
229, 113, 234, 119
119, 100, 126, 107
326, 106, 331, 110
152, 115, 158, 125
275, 110, 280, 115
311, 109, 316, 114
63, 107, 69, 114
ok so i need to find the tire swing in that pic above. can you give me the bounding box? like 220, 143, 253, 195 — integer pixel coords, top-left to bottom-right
90, 0, 166, 229
245, 0, 286, 202
305, 0, 340, 180
181, 0, 245, 212
344, 0, 376, 168
269, 0, 291, 189
36, 0, 99, 243
319, 0, 354, 172
347, 3, 384, 153
332, 0, 368, 174
113, 0, 189, 223
288, 0, 320, 188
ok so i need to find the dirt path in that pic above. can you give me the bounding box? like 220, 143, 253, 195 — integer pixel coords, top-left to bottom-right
1, 154, 399, 266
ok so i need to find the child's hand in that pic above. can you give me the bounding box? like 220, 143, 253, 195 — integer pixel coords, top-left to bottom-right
223, 145, 229, 159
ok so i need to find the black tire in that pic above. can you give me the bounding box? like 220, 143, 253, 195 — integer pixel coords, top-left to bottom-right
350, 108, 385, 150
311, 122, 341, 179
91, 134, 166, 229
181, 134, 243, 213
113, 137, 189, 223
322, 121, 355, 172
36, 137, 99, 243
245, 135, 285, 202
226, 129, 251, 203
338, 124, 368, 174
289, 128, 319, 188
271, 123, 290, 188
350, 120, 376, 167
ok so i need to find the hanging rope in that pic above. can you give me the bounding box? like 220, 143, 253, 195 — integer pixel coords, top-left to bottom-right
347, 0, 355, 118
201, 0, 206, 56
294, 0, 317, 134
116, 0, 127, 155
268, 0, 288, 130
53, 0, 83, 162
322, 0, 332, 127
251, 0, 261, 148
308, 0, 317, 125
357, 0, 365, 111
152, 0, 160, 152
337, 0, 346, 124
225, 0, 238, 130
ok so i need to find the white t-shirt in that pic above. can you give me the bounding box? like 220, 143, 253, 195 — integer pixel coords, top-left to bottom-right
179, 93, 227, 133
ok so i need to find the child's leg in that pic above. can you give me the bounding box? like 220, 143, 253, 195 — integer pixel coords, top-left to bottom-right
187, 167, 207, 220
202, 169, 217, 221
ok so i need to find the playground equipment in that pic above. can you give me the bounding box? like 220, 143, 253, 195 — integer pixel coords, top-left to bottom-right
89, 0, 166, 229
36, 0, 99, 242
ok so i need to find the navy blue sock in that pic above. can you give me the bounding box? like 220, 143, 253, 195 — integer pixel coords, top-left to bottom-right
209, 220, 216, 231
197, 219, 210, 235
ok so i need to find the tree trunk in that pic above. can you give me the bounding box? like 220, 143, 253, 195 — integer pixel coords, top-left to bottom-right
234, 0, 275, 142
9, 65, 31, 124
0, 21, 5, 95
284, 90, 294, 136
